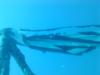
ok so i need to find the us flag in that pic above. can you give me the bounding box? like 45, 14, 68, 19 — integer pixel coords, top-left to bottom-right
22, 25, 100, 55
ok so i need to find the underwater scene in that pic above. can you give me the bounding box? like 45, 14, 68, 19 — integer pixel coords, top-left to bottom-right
0, 0, 99, 75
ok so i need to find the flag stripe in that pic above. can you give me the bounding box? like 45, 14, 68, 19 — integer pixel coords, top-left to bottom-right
23, 25, 100, 55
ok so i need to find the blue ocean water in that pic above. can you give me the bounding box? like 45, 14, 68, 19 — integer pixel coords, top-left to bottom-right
0, 0, 99, 75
